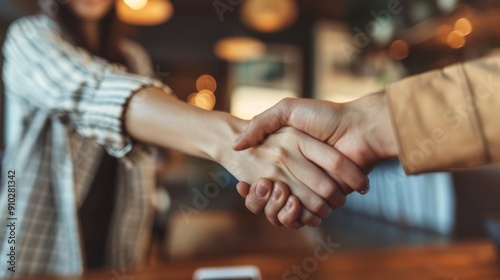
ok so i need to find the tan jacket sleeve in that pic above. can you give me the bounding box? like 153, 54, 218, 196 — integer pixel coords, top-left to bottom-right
386, 55, 500, 174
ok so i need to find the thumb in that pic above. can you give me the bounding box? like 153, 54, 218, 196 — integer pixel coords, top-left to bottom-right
236, 182, 251, 198
232, 99, 292, 151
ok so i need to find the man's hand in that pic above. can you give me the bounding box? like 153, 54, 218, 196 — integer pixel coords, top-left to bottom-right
234, 92, 398, 169
233, 92, 399, 228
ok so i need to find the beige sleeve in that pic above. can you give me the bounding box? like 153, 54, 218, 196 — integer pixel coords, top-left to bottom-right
386, 56, 500, 174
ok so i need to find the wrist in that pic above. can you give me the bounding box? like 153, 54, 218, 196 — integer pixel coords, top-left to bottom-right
355, 91, 399, 159
203, 112, 248, 163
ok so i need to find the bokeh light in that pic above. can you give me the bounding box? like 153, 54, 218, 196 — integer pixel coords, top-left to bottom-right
389, 40, 409, 60
214, 37, 266, 62
196, 74, 217, 93
117, 0, 173, 26
241, 0, 298, 33
447, 30, 466, 49
436, 25, 454, 44
123, 0, 148, 10
187, 90, 216, 111
455, 18, 473, 36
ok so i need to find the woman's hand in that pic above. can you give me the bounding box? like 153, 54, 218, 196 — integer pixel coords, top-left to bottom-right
237, 178, 306, 229
219, 118, 369, 227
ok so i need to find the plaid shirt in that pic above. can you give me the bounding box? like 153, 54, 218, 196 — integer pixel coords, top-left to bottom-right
0, 15, 170, 276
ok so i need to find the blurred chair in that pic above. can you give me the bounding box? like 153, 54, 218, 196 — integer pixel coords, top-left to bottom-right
342, 160, 500, 239
345, 160, 455, 235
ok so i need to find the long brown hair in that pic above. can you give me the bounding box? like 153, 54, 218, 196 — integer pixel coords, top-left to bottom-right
40, 0, 129, 67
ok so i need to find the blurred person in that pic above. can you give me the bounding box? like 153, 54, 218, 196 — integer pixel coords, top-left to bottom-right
234, 55, 500, 228
0, 0, 370, 276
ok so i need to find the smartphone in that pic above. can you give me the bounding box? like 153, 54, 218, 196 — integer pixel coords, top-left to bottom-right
193, 265, 261, 280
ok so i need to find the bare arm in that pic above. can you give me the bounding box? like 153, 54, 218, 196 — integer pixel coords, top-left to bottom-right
126, 87, 242, 162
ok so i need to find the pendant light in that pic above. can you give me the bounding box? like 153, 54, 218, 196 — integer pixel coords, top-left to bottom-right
117, 0, 174, 26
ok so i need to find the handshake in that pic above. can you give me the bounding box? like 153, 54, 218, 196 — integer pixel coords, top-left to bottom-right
230, 92, 399, 229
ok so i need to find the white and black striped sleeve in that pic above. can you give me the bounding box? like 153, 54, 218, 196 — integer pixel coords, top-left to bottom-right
2, 15, 164, 157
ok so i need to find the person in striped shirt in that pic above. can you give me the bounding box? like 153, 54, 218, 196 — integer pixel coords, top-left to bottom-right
0, 0, 368, 276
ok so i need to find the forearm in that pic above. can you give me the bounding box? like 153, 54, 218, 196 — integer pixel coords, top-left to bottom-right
125, 87, 245, 162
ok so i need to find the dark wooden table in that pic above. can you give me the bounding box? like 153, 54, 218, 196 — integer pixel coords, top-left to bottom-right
13, 240, 500, 280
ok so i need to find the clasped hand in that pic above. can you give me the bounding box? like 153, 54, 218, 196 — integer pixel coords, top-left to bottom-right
232, 93, 398, 229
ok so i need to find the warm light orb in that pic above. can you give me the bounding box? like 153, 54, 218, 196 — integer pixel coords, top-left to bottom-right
187, 92, 198, 105
214, 37, 266, 62
241, 0, 299, 33
197, 90, 216, 108
196, 74, 217, 93
389, 40, 409, 60
187, 90, 216, 111
124, 0, 148, 10
436, 25, 454, 44
455, 18, 473, 36
447, 30, 466, 49
117, 0, 173, 26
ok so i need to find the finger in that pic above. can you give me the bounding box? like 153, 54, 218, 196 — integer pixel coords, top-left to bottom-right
285, 141, 346, 212
298, 202, 322, 227
244, 178, 274, 214
278, 195, 305, 229
264, 182, 290, 227
236, 182, 251, 198
281, 169, 334, 219
299, 137, 370, 195
233, 99, 295, 151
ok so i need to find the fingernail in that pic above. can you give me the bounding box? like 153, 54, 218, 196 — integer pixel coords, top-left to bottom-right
359, 184, 371, 195
272, 185, 282, 200
256, 183, 269, 199
286, 198, 294, 210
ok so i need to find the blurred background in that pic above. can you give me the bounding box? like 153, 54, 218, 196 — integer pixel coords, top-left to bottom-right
1, 0, 500, 278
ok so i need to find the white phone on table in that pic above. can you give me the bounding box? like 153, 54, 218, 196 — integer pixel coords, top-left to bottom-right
193, 265, 261, 280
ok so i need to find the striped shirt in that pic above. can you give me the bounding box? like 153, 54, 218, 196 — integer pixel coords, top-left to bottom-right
0, 14, 170, 276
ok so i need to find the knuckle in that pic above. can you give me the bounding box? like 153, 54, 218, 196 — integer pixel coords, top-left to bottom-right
288, 128, 301, 138
299, 209, 321, 227
250, 114, 261, 123
282, 220, 295, 229
280, 97, 293, 106
335, 195, 347, 209
265, 211, 281, 227
245, 199, 262, 214
318, 182, 339, 201
270, 147, 289, 165
276, 146, 289, 159
279, 213, 295, 228
291, 223, 305, 230
309, 196, 329, 218
277, 182, 290, 197
281, 219, 304, 229
327, 154, 345, 172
